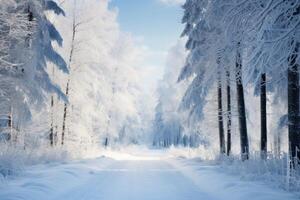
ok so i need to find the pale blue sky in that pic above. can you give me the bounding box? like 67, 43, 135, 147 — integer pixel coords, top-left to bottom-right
110, 0, 184, 92
110, 0, 183, 52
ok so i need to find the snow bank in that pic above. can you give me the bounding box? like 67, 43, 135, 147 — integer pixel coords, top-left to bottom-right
168, 148, 300, 195
170, 157, 300, 200
0, 143, 70, 178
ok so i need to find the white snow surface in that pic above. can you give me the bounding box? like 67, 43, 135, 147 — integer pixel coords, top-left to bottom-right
0, 148, 298, 200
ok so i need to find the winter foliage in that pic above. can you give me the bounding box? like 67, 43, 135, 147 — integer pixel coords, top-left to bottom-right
0, 0, 152, 174
153, 0, 300, 189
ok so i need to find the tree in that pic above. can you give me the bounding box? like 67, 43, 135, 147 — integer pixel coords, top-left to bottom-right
37, 0, 68, 146
180, 0, 237, 155
61, 0, 81, 146
226, 68, 232, 156
50, 0, 148, 148
217, 57, 225, 154
153, 41, 189, 148
260, 73, 267, 159
235, 44, 249, 161
287, 5, 300, 167
288, 42, 300, 166
244, 0, 300, 164
0, 0, 67, 145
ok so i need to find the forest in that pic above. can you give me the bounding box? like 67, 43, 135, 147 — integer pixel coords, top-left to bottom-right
0, 0, 300, 199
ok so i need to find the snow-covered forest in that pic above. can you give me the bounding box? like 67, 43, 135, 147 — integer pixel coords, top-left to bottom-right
1, 0, 300, 199
0, 0, 152, 160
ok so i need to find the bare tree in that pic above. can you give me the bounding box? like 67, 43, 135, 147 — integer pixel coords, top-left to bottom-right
61, 1, 83, 145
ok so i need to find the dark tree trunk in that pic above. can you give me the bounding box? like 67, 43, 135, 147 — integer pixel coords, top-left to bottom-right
226, 70, 232, 156
28, 6, 33, 21
104, 137, 109, 147
288, 43, 300, 167
235, 46, 249, 161
50, 96, 54, 146
61, 80, 69, 146
260, 73, 267, 159
218, 73, 226, 154
55, 125, 58, 145
7, 107, 12, 141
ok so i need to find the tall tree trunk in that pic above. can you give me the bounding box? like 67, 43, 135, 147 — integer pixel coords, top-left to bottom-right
226, 70, 232, 156
61, 12, 78, 146
235, 44, 249, 161
260, 73, 267, 159
61, 81, 69, 146
218, 73, 226, 154
104, 137, 109, 147
50, 96, 54, 146
288, 42, 300, 167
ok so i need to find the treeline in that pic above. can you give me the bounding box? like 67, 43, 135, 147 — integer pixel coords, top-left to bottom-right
181, 0, 300, 164
0, 0, 148, 160
154, 0, 300, 167
0, 0, 68, 145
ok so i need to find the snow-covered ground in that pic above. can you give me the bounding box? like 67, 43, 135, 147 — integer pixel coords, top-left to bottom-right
0, 149, 298, 200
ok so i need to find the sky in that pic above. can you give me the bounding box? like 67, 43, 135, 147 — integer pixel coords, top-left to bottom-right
109, 0, 184, 93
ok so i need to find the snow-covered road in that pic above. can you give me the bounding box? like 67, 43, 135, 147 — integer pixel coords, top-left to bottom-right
55, 160, 215, 200
0, 150, 298, 200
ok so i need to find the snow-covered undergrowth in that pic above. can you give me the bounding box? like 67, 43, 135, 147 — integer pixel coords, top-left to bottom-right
0, 145, 148, 179
168, 147, 300, 194
0, 145, 154, 179
217, 155, 300, 193
0, 144, 25, 178
0, 141, 105, 178
0, 144, 69, 178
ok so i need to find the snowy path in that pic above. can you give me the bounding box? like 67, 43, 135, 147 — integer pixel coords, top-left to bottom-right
54, 160, 214, 200
0, 150, 298, 200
